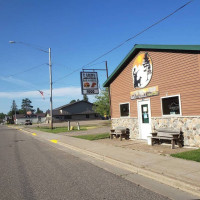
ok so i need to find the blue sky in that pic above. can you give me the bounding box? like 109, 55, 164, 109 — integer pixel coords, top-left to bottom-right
0, 0, 199, 114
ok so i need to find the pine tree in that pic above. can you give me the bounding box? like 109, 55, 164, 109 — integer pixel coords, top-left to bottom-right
21, 98, 35, 114
83, 94, 88, 102
9, 100, 18, 116
36, 107, 43, 113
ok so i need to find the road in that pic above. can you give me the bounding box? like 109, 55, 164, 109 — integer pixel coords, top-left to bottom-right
0, 126, 196, 200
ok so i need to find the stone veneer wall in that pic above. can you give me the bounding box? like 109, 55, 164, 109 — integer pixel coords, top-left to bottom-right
112, 117, 200, 147
152, 117, 200, 147
111, 118, 139, 139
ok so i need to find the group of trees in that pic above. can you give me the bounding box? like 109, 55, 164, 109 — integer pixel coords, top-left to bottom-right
7, 98, 43, 117
3, 89, 110, 119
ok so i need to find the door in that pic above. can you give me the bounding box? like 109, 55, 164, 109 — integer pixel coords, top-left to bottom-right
137, 99, 152, 139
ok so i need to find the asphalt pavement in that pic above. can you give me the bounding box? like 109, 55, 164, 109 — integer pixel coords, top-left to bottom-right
0, 126, 171, 200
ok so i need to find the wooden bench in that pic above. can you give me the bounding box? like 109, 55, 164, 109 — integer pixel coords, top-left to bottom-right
110, 127, 130, 141
150, 128, 183, 149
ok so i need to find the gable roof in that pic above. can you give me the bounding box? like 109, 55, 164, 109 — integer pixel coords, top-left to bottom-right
103, 44, 200, 87
54, 100, 93, 110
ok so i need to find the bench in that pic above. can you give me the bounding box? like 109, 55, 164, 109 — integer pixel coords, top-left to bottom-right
110, 127, 130, 141
150, 128, 183, 149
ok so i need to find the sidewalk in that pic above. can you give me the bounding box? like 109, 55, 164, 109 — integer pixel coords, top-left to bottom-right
18, 126, 200, 197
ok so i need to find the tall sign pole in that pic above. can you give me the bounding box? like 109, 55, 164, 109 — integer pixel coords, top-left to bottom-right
49, 48, 53, 129
81, 61, 111, 118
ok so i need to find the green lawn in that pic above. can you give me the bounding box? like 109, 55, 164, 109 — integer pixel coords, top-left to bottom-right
32, 126, 87, 133
73, 133, 110, 141
171, 149, 200, 162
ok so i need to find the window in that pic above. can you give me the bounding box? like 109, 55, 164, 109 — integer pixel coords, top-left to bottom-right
141, 104, 149, 123
64, 115, 71, 119
120, 103, 130, 117
161, 95, 181, 115
86, 114, 89, 118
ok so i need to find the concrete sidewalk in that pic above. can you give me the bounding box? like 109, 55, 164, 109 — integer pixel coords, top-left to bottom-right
14, 126, 200, 197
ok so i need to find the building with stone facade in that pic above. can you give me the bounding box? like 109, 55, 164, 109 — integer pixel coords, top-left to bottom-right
103, 44, 200, 147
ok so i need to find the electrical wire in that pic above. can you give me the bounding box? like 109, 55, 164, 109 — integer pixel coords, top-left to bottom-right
4, 0, 193, 95
81, 0, 194, 67
53, 0, 193, 84
4, 63, 47, 78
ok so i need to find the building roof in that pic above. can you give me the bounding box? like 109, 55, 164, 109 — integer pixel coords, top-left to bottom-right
54, 100, 93, 110
103, 44, 200, 87
46, 100, 96, 116
15, 114, 37, 119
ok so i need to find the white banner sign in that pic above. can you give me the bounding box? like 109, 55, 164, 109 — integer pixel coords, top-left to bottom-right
80, 72, 99, 95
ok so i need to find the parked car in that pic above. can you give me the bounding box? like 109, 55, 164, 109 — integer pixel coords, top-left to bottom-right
25, 119, 32, 125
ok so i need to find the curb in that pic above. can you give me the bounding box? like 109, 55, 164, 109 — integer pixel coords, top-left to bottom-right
11, 126, 200, 197
57, 141, 200, 198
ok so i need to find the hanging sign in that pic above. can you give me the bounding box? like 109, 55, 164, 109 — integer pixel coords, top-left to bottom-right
80, 72, 99, 95
130, 86, 159, 100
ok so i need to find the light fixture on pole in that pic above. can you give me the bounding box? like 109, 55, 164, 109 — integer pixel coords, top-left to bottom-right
9, 41, 53, 129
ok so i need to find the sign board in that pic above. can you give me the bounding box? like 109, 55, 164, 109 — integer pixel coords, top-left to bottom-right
26, 111, 32, 115
80, 72, 99, 95
132, 52, 153, 88
130, 86, 159, 100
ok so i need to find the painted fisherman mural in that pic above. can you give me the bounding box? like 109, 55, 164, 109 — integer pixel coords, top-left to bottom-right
132, 52, 153, 88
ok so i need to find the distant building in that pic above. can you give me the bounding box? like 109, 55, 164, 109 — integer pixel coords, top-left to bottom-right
46, 100, 100, 122
4, 115, 12, 124
14, 113, 46, 124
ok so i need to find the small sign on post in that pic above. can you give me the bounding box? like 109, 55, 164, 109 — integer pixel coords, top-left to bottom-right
80, 72, 99, 95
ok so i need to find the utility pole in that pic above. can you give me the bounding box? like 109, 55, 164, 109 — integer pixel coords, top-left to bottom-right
49, 48, 53, 129
105, 61, 112, 117
9, 41, 54, 129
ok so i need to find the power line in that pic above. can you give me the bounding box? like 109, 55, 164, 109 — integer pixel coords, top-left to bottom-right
4, 63, 47, 78
53, 0, 193, 84
53, 62, 105, 84
4, 0, 193, 95
82, 0, 193, 67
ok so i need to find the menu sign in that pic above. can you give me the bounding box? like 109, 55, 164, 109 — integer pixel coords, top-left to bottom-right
80, 72, 99, 95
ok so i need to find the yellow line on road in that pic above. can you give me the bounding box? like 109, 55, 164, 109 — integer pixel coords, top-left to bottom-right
50, 139, 58, 143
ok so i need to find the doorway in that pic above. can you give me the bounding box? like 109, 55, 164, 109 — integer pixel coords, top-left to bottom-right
137, 99, 152, 139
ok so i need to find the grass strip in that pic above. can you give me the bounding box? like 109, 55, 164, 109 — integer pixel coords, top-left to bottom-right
31, 127, 87, 133
73, 133, 110, 141
171, 149, 200, 162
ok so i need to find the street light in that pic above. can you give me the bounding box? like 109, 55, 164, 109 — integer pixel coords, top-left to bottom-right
9, 41, 53, 129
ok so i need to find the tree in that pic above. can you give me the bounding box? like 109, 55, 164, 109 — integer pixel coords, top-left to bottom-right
8, 100, 18, 116
36, 107, 43, 113
83, 94, 88, 102
0, 113, 5, 119
70, 100, 76, 104
21, 98, 35, 114
93, 88, 110, 117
